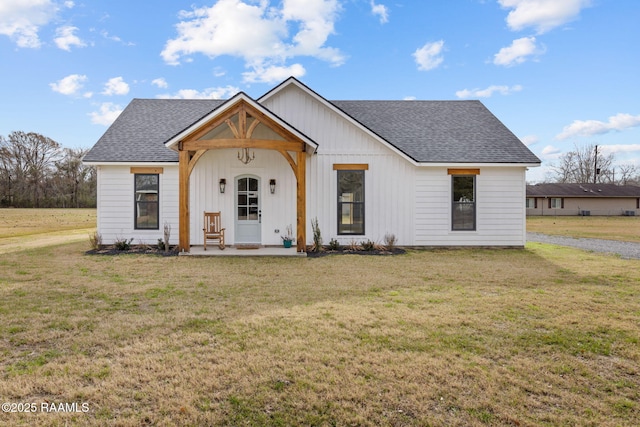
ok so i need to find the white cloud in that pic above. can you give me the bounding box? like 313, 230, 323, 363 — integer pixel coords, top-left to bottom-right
413, 40, 445, 71
157, 85, 241, 100
498, 0, 591, 34
54, 25, 85, 51
520, 135, 539, 146
598, 144, 640, 155
243, 63, 305, 84
556, 113, 640, 140
151, 78, 168, 89
49, 74, 88, 96
403, 96, 417, 101
64, 1, 75, 8
90, 102, 123, 126
102, 77, 130, 96
99, 30, 134, 46
541, 145, 562, 160
161, 0, 344, 83
370, 1, 389, 24
0, 0, 58, 48
493, 36, 542, 66
456, 84, 522, 98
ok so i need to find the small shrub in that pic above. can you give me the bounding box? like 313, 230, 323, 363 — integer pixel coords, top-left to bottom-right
346, 239, 362, 252
311, 217, 322, 252
157, 239, 166, 251
328, 238, 340, 251
361, 239, 375, 251
89, 231, 102, 250
384, 233, 397, 251
114, 237, 134, 251
163, 222, 171, 253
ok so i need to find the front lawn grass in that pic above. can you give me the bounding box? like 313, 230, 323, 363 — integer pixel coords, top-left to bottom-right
0, 208, 96, 239
527, 215, 640, 242
1, 242, 639, 426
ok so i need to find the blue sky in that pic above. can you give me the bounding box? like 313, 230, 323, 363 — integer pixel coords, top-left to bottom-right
1, 0, 639, 182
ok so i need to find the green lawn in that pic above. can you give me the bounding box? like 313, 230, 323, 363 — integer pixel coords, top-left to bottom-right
0, 238, 639, 426
527, 215, 640, 242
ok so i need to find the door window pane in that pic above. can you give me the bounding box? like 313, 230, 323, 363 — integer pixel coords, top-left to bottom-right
237, 177, 260, 222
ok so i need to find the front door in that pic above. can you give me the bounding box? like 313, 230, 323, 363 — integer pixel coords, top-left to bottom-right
235, 176, 261, 244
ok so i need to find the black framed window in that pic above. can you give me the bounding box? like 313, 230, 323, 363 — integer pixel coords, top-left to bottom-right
452, 175, 475, 231
134, 174, 159, 229
337, 170, 364, 235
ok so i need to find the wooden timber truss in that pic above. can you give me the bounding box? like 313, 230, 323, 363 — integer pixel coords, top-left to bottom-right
176, 98, 308, 253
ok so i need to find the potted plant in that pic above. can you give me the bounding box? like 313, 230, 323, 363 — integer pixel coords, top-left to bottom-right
281, 225, 294, 248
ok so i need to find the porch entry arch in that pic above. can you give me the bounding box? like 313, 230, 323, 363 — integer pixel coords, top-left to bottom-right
176, 97, 308, 252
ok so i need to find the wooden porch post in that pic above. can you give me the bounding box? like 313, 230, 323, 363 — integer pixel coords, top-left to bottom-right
296, 151, 306, 252
178, 149, 190, 252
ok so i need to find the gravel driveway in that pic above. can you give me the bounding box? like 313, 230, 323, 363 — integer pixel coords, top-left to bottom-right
527, 232, 640, 260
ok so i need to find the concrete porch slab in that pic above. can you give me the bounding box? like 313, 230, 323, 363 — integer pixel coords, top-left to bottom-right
180, 245, 307, 257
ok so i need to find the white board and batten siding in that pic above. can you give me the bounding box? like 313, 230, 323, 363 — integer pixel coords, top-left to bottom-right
188, 148, 297, 246
263, 83, 417, 246
96, 164, 179, 245
264, 83, 528, 247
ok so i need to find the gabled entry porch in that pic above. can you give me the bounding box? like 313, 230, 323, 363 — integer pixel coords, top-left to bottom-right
165, 92, 317, 253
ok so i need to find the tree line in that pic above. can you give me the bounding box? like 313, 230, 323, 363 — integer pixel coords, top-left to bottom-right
549, 143, 639, 185
0, 131, 96, 208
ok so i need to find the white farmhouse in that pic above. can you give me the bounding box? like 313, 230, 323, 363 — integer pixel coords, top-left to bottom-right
83, 77, 540, 252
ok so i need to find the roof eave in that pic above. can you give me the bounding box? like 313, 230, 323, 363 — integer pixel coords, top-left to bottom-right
83, 161, 178, 166
416, 162, 541, 168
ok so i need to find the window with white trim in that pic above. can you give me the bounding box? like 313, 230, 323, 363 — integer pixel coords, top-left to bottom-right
550, 197, 563, 209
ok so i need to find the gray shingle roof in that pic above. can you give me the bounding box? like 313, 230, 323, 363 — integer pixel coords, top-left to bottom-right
83, 99, 224, 163
527, 183, 640, 198
332, 100, 540, 163
84, 96, 540, 165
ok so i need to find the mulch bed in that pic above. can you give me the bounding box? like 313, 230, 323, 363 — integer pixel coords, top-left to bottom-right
86, 246, 179, 256
305, 247, 406, 258
86, 245, 406, 257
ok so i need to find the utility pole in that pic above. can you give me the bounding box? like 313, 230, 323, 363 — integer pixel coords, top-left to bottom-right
593, 144, 598, 184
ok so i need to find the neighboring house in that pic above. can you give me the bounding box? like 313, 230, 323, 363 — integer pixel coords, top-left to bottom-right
83, 77, 540, 252
526, 183, 640, 216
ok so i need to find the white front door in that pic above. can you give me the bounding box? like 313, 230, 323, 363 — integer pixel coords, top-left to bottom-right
235, 176, 261, 244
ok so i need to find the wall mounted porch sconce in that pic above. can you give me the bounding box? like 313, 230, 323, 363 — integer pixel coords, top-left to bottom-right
219, 178, 226, 194
269, 179, 276, 194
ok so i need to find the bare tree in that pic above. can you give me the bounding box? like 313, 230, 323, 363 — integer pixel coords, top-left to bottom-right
0, 131, 71, 207
0, 133, 28, 206
613, 163, 640, 185
551, 143, 614, 184
53, 147, 96, 208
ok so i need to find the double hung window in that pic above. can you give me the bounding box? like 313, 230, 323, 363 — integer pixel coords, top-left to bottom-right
452, 175, 476, 231
134, 174, 159, 229
337, 170, 365, 235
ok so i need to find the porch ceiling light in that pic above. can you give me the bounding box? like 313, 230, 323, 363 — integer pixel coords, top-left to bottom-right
219, 178, 226, 194
270, 179, 276, 194
237, 147, 255, 164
